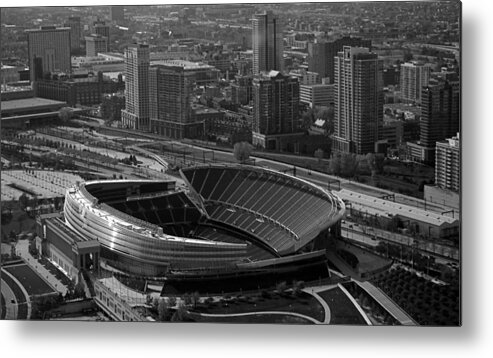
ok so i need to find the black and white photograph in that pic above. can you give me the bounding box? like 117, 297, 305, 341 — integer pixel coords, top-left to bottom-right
0, 0, 464, 333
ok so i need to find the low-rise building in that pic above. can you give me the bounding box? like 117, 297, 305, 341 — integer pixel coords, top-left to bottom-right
36, 212, 101, 283
300, 83, 334, 108
337, 189, 459, 240
34, 72, 124, 107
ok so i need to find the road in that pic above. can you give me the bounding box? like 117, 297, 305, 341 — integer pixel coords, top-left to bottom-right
1, 277, 19, 319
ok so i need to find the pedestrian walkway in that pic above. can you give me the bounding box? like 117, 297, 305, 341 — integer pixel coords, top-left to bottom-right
195, 310, 320, 324
303, 287, 331, 324
1, 278, 19, 319
356, 281, 417, 326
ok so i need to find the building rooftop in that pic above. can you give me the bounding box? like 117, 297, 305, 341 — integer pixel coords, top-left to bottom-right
337, 189, 458, 227
151, 59, 216, 70
1, 84, 32, 93
25, 26, 71, 32
1, 97, 66, 112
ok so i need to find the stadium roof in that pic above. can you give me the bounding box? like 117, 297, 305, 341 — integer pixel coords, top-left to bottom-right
337, 189, 458, 227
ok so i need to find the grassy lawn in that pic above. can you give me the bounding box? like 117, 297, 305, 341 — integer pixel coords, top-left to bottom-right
190, 312, 315, 324
318, 287, 368, 325
4, 264, 56, 296
191, 292, 325, 322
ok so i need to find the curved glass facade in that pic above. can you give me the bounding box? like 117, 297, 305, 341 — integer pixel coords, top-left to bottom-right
64, 168, 345, 277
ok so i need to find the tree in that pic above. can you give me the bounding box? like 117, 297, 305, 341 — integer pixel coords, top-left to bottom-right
366, 153, 385, 176
158, 298, 168, 321
182, 293, 192, 306
58, 107, 73, 122
171, 304, 191, 322
300, 107, 315, 129
314, 148, 324, 163
329, 153, 342, 175
74, 281, 86, 298
167, 296, 177, 308
341, 153, 359, 178
19, 193, 29, 211
233, 141, 252, 163
192, 291, 200, 309
152, 297, 160, 311
276, 281, 287, 296
292, 280, 305, 297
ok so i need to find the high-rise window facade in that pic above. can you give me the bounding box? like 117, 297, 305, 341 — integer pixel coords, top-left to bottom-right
252, 11, 283, 74
85, 35, 108, 57
253, 71, 299, 138
400, 61, 432, 104
307, 36, 371, 84
435, 133, 460, 192
420, 72, 460, 149
122, 44, 150, 131
332, 46, 383, 155
65, 16, 81, 52
26, 26, 72, 82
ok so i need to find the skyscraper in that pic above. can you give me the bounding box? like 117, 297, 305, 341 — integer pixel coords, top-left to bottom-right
149, 60, 217, 139
417, 71, 460, 162
122, 44, 150, 131
400, 61, 432, 104
332, 46, 384, 155
85, 35, 108, 57
252, 11, 283, 74
252, 70, 300, 149
307, 36, 371, 84
435, 133, 460, 192
26, 26, 71, 82
93, 21, 110, 52
65, 16, 81, 53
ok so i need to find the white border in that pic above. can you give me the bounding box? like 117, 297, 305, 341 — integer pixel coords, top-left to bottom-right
1, 1, 492, 358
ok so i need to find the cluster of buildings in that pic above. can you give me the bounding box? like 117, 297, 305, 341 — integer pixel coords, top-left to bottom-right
1, 7, 460, 199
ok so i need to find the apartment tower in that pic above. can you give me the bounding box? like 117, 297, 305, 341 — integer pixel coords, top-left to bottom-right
400, 61, 432, 104
122, 44, 150, 131
332, 46, 383, 155
252, 11, 284, 74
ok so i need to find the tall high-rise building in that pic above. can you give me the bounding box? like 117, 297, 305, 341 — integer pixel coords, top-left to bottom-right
400, 61, 432, 103
252, 70, 300, 149
85, 35, 108, 57
122, 44, 150, 131
149, 60, 218, 139
410, 71, 460, 163
420, 72, 460, 149
435, 133, 460, 192
110, 5, 125, 23
252, 11, 283, 74
65, 16, 81, 52
332, 46, 383, 155
307, 36, 371, 84
93, 21, 110, 52
26, 26, 71, 82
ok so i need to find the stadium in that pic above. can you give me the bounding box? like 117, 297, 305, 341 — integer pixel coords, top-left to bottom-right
63, 164, 345, 282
